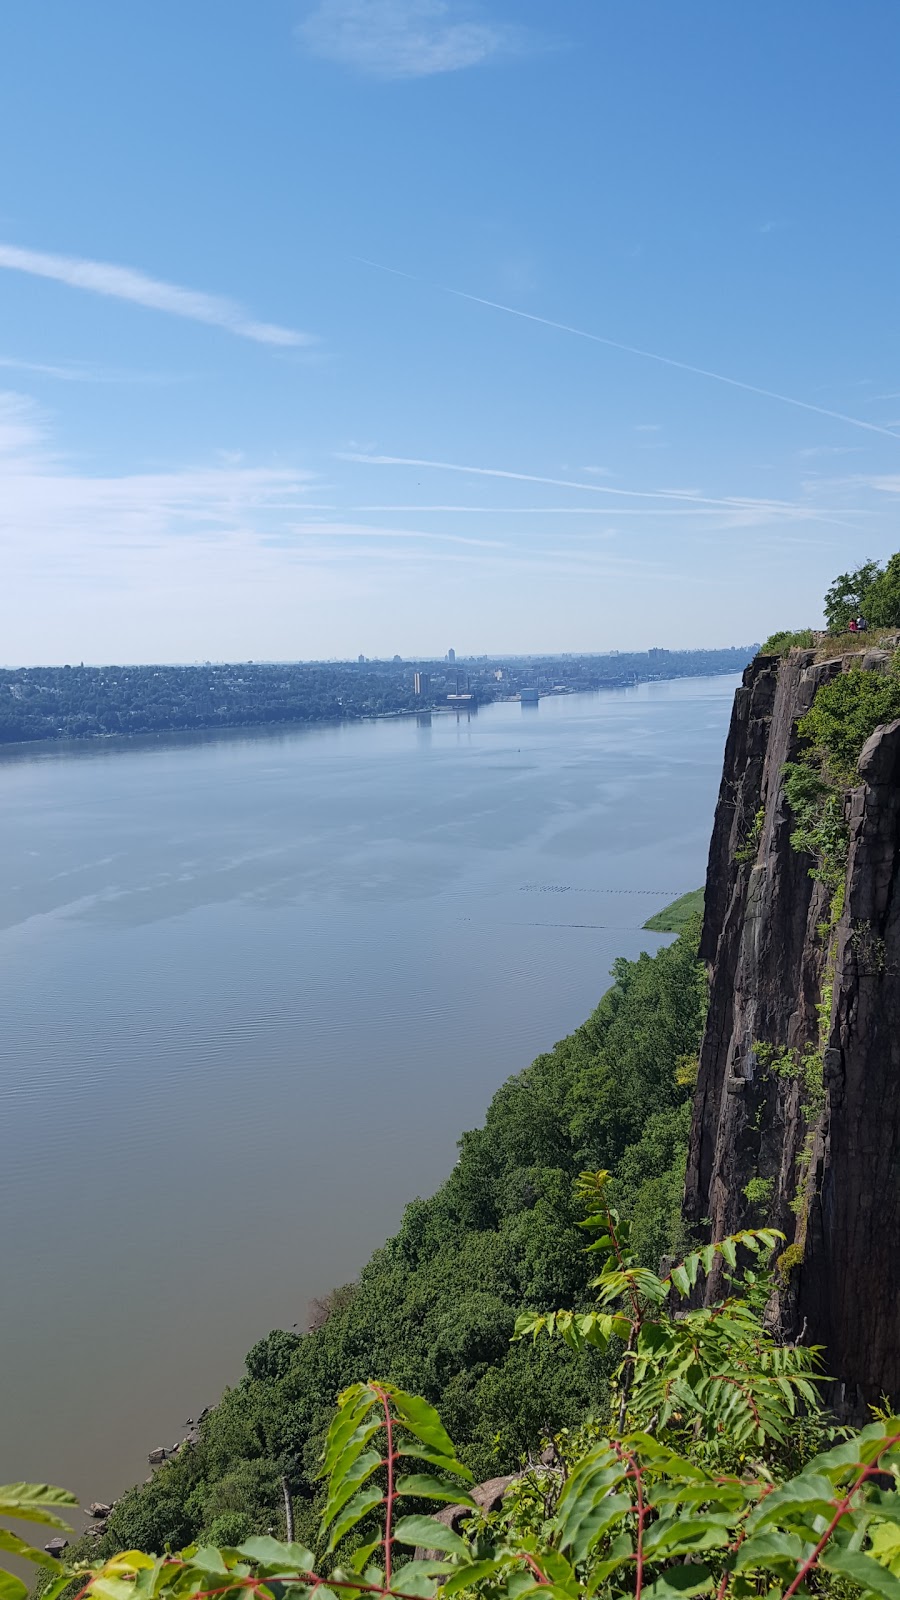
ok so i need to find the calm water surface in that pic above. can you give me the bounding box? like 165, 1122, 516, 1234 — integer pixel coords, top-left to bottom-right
1, 678, 736, 1507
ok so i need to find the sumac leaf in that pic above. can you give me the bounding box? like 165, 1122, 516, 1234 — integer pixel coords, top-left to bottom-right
391, 1516, 468, 1557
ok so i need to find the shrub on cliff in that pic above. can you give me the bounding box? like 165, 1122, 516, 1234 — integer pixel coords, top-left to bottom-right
799, 664, 900, 786
761, 628, 815, 655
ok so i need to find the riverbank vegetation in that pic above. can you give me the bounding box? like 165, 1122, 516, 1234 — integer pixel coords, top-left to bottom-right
53, 920, 705, 1561
642, 888, 704, 932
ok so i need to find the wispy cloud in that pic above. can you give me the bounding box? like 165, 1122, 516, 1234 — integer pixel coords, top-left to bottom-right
797, 444, 865, 459
336, 503, 720, 516
0, 243, 310, 347
341, 451, 857, 519
0, 354, 184, 384
289, 519, 506, 548
297, 0, 519, 78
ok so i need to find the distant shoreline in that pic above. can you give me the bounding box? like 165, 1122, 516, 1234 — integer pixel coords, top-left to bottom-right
0, 659, 743, 752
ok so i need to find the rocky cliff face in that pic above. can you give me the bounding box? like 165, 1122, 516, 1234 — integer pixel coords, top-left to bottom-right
685, 646, 900, 1410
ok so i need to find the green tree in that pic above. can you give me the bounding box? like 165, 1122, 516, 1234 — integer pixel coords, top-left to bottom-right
824, 558, 884, 632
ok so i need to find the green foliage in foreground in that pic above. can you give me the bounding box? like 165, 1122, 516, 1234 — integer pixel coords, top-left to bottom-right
15, 1373, 900, 1600
0, 1191, 872, 1597
0, 1482, 78, 1600
515, 1172, 822, 1460
64, 927, 705, 1561
642, 890, 704, 934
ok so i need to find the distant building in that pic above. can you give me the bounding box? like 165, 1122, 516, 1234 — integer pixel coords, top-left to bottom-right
358, 654, 366, 664
519, 687, 539, 704
393, 654, 402, 662
414, 671, 430, 697
447, 648, 456, 663
447, 692, 475, 707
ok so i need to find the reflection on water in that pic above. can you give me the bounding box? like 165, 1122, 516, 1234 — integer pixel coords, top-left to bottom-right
0, 678, 736, 1508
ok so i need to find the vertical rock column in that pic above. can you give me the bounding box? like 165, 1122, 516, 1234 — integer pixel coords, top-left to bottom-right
685, 650, 900, 1402
805, 719, 900, 1405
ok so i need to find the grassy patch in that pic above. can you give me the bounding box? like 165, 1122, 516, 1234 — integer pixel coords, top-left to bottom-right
643, 887, 705, 932
813, 628, 900, 662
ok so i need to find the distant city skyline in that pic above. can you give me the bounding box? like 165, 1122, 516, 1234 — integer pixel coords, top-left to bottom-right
1, 2, 898, 663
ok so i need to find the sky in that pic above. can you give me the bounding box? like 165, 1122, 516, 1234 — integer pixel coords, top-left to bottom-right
1, 1, 899, 664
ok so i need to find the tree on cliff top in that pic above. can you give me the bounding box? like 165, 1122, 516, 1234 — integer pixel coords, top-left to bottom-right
824, 554, 900, 633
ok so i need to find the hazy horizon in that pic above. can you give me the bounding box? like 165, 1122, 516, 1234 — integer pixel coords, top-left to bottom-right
2, 643, 757, 670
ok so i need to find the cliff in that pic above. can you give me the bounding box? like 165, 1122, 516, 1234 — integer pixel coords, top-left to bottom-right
685, 644, 900, 1411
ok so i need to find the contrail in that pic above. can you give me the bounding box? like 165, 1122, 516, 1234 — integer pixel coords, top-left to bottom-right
354, 258, 900, 443
341, 452, 845, 516
345, 503, 867, 520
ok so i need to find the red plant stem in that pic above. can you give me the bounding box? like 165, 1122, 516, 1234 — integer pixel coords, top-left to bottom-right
781, 1434, 900, 1600
376, 1385, 396, 1590
633, 1454, 646, 1600
521, 1552, 550, 1585
714, 1517, 755, 1600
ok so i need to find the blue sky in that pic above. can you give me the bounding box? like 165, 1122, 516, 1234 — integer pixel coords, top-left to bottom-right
1, 0, 898, 663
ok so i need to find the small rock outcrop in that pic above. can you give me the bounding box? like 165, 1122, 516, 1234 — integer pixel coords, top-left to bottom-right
685, 649, 900, 1409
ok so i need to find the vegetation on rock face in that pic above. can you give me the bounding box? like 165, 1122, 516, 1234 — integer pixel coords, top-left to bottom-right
798, 666, 900, 787
781, 658, 900, 900
759, 573, 900, 1243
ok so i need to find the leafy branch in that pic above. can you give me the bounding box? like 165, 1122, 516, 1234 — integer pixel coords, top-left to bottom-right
13, 1399, 900, 1600
514, 1171, 822, 1451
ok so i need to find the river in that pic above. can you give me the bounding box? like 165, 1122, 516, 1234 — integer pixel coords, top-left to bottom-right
0, 676, 737, 1510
